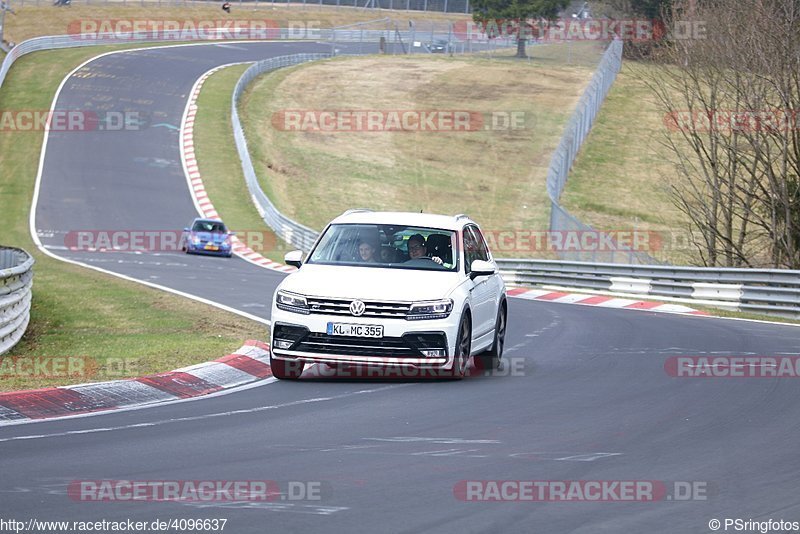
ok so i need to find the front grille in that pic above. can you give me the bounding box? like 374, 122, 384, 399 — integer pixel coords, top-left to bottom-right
297, 333, 418, 358
306, 297, 411, 319
292, 332, 447, 359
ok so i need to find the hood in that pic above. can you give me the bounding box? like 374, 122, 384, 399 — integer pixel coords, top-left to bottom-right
192, 231, 228, 243
277, 264, 463, 302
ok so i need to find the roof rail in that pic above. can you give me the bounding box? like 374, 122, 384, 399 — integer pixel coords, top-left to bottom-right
454, 213, 470, 221
341, 208, 374, 216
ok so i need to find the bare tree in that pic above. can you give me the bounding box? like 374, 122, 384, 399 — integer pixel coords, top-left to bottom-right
638, 0, 800, 267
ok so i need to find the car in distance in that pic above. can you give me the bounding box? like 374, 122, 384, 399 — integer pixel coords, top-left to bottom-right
426, 39, 450, 53
182, 218, 234, 257
425, 39, 450, 54
269, 210, 507, 380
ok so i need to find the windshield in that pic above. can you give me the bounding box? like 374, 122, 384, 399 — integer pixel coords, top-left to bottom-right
192, 221, 227, 233
307, 223, 458, 271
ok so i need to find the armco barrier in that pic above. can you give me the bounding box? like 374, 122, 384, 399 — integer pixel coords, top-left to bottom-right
0, 247, 34, 356
0, 30, 512, 92
1, 31, 334, 91
12, 0, 474, 15
495, 258, 800, 318
0, 32, 253, 90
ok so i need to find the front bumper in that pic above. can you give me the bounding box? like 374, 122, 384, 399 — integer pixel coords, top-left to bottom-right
187, 242, 232, 256
270, 309, 460, 369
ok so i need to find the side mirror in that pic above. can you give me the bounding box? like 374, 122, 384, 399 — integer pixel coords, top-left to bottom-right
284, 250, 304, 269
228, 231, 236, 236
469, 259, 495, 280
183, 228, 190, 232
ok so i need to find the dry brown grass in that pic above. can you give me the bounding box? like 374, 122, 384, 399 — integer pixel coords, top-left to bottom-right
240, 46, 604, 243
3, 4, 469, 43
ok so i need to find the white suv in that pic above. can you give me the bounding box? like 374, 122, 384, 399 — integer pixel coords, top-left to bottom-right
269, 210, 507, 380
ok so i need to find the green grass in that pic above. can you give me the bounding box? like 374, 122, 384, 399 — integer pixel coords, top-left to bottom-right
559, 62, 696, 264
691, 306, 800, 326
4, 4, 469, 44
0, 44, 265, 392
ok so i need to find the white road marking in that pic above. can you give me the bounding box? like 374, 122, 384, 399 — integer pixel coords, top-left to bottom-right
554, 452, 623, 462
214, 43, 249, 50
363, 437, 501, 444
0, 384, 408, 437
28, 49, 275, 341
178, 501, 349, 515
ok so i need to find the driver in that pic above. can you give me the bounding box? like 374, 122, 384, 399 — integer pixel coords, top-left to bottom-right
407, 234, 443, 265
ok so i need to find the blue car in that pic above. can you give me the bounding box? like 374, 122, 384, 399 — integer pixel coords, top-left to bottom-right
182, 218, 234, 257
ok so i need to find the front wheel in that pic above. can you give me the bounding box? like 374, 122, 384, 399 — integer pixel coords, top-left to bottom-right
270, 355, 304, 380
476, 303, 506, 372
444, 314, 471, 380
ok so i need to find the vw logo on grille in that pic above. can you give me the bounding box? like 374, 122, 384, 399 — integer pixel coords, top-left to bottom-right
349, 300, 366, 317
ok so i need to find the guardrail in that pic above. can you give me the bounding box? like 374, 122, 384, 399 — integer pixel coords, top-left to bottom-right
495, 258, 800, 318
13, 0, 474, 14
1, 32, 339, 90
231, 53, 330, 251
0, 30, 510, 91
0, 32, 245, 90
0, 247, 34, 356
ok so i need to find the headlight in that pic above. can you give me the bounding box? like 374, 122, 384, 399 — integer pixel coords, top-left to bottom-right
191, 236, 201, 244
407, 299, 453, 321
276, 290, 310, 315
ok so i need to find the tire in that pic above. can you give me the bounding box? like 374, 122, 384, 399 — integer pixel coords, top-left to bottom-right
270, 355, 304, 380
444, 314, 471, 380
476, 302, 507, 372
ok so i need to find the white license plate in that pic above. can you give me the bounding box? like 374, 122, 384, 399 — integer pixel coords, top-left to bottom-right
327, 323, 383, 338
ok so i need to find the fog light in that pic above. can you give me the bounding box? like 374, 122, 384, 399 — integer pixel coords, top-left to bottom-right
421, 349, 445, 358
274, 340, 293, 350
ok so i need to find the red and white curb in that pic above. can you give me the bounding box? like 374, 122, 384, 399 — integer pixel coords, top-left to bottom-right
507, 287, 710, 316
0, 340, 271, 424
180, 66, 295, 273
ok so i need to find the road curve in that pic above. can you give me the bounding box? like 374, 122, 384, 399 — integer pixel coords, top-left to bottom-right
5, 41, 800, 533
